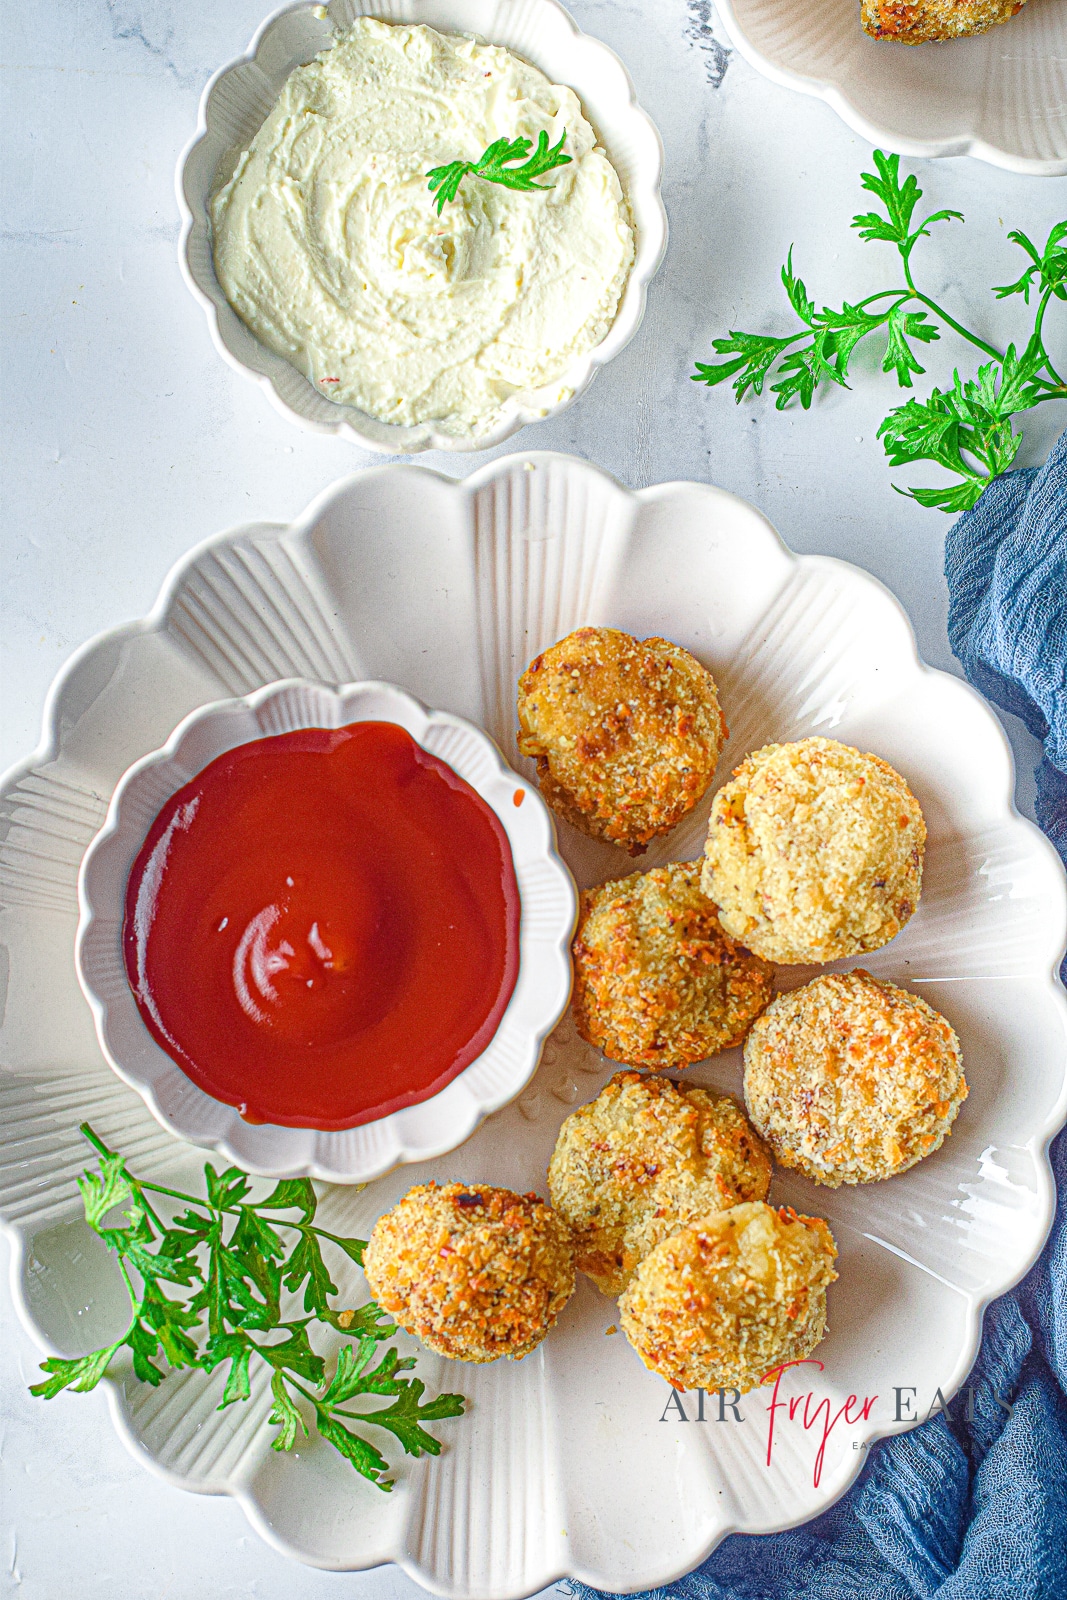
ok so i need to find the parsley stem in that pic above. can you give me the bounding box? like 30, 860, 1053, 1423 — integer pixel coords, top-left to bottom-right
329, 1405, 391, 1422
904, 274, 1063, 393
77, 1129, 345, 1238
79, 1124, 192, 1211
80, 1123, 114, 1160
133, 1176, 205, 1206
1034, 285, 1065, 386
311, 1225, 363, 1247
285, 1374, 321, 1409
116, 1254, 141, 1312
853, 289, 911, 311
902, 265, 1003, 363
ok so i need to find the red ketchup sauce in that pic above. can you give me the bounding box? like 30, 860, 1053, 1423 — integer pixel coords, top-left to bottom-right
123, 721, 520, 1130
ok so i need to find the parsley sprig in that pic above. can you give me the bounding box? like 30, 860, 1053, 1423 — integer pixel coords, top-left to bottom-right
692, 151, 1066, 512
30, 1125, 464, 1491
427, 129, 571, 215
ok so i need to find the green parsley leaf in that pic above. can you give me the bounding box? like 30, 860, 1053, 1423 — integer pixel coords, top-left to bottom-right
140, 1281, 201, 1369
330, 1300, 394, 1340
128, 1318, 168, 1386
322, 1340, 416, 1407
77, 1153, 132, 1229
205, 1164, 252, 1212
313, 1229, 366, 1270
994, 223, 1067, 304
878, 389, 970, 475
256, 1177, 318, 1222
901, 480, 988, 513
30, 1342, 123, 1399
990, 337, 1049, 415
314, 1410, 394, 1489
854, 150, 922, 248
344, 1377, 467, 1458
691, 149, 1065, 511
692, 332, 800, 401
255, 1326, 327, 1387
781, 249, 816, 326
427, 129, 571, 215
771, 338, 843, 409
852, 150, 962, 261
222, 1341, 254, 1406
282, 1227, 339, 1317
877, 357, 1028, 506
30, 1127, 465, 1493
882, 304, 939, 386
817, 302, 894, 380
268, 1371, 308, 1452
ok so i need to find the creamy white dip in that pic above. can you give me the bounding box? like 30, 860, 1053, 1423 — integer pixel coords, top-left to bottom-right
210, 18, 635, 438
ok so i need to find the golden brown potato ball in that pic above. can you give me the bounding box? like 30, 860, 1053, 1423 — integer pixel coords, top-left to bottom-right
517, 627, 727, 854
618, 1202, 838, 1393
548, 1070, 772, 1295
701, 737, 925, 964
743, 969, 967, 1186
362, 1182, 575, 1363
862, 0, 1028, 44
572, 861, 774, 1070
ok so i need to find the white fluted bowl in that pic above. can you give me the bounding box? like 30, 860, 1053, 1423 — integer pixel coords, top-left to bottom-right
75, 679, 576, 1183
2, 453, 1065, 1593
715, 0, 1067, 176
177, 0, 666, 452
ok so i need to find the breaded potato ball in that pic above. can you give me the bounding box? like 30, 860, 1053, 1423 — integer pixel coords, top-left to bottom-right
743, 970, 967, 1186
701, 737, 925, 964
517, 627, 727, 854
862, 0, 1028, 44
619, 1202, 838, 1393
572, 862, 775, 1069
548, 1071, 772, 1295
363, 1182, 575, 1363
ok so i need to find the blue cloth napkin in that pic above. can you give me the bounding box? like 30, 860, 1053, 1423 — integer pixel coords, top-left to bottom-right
567, 434, 1067, 1600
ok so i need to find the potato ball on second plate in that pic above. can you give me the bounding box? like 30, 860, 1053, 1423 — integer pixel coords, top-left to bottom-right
517, 627, 727, 853
548, 1070, 772, 1295
572, 861, 775, 1069
701, 736, 926, 964
743, 970, 967, 1186
363, 1182, 575, 1362
619, 1202, 838, 1393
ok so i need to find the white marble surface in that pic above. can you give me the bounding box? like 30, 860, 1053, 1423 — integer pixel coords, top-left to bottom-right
2, 2, 1064, 1595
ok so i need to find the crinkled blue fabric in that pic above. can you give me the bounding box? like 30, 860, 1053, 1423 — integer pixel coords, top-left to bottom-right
566, 435, 1067, 1600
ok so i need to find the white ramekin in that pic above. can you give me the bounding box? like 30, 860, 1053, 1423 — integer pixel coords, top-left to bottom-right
76, 678, 577, 1182
176, 0, 667, 452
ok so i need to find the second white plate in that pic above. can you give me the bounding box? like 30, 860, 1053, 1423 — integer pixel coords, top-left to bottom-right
714, 0, 1067, 176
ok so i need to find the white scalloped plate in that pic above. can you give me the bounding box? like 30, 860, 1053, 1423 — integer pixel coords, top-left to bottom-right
2, 453, 1066, 1596
76, 678, 576, 1183
177, 0, 667, 452
714, 0, 1067, 176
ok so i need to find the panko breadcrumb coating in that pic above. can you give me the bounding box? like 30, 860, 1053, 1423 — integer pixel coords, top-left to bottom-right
619, 1202, 838, 1393
861, 0, 1028, 43
363, 1182, 575, 1363
548, 1071, 772, 1296
572, 862, 775, 1069
744, 970, 967, 1187
517, 628, 727, 854
701, 737, 925, 965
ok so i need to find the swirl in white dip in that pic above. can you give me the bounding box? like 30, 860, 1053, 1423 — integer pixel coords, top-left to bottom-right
210, 18, 635, 438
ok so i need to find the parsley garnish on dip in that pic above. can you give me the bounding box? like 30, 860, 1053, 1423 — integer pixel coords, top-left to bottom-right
210, 18, 635, 438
